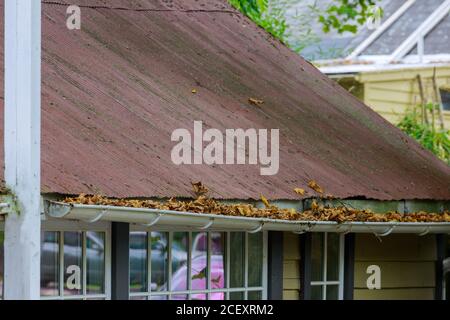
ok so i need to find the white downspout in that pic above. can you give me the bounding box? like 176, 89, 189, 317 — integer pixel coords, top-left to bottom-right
4, 0, 41, 300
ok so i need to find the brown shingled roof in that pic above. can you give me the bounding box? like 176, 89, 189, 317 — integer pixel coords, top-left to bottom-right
0, 0, 449, 200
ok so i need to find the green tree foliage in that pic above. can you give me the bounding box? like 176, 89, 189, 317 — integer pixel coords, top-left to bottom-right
397, 104, 450, 165
229, 0, 287, 40
229, 0, 383, 49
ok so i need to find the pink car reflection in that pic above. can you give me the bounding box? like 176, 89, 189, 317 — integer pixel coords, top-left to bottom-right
170, 255, 225, 300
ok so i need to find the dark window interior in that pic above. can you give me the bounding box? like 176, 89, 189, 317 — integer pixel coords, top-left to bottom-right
440, 88, 450, 111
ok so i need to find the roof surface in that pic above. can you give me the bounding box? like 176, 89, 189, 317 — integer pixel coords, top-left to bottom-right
287, 0, 450, 60
0, 0, 449, 201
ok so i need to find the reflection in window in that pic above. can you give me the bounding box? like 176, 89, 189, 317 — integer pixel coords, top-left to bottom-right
0, 231, 4, 300
130, 232, 147, 293
86, 232, 105, 294
41, 231, 59, 297
40, 231, 107, 300
440, 88, 450, 111
171, 232, 188, 292
151, 232, 168, 292
230, 232, 245, 288
64, 232, 83, 296
129, 231, 266, 300
310, 233, 343, 300
248, 233, 263, 287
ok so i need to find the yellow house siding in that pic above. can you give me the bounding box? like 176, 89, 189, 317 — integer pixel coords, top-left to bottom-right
283, 232, 300, 300
354, 234, 437, 300
354, 65, 450, 127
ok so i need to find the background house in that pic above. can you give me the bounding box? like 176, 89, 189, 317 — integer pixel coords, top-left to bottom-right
286, 0, 450, 127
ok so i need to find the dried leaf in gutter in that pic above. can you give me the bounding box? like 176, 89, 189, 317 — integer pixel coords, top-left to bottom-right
63, 195, 450, 223
308, 180, 324, 194
191, 89, 197, 94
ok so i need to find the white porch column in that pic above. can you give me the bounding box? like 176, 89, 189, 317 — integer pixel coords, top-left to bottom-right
4, 0, 41, 300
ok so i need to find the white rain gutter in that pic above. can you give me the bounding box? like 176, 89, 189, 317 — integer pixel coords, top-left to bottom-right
45, 201, 450, 236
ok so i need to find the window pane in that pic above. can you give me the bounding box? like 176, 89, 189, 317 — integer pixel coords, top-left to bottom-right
248, 232, 263, 287
151, 232, 168, 292
190, 293, 207, 300
191, 232, 207, 291
130, 232, 147, 293
150, 295, 168, 300
311, 285, 323, 300
211, 232, 226, 290
230, 233, 245, 288
248, 291, 262, 300
63, 232, 83, 296
86, 232, 105, 294
327, 233, 340, 282
311, 233, 324, 281
326, 285, 339, 300
0, 231, 4, 300
229, 292, 244, 300
210, 292, 225, 300
130, 296, 148, 300
41, 231, 60, 297
171, 232, 188, 291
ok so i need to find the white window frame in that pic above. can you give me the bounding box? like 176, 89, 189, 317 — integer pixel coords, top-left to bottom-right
40, 220, 111, 300
310, 233, 345, 300
129, 227, 268, 300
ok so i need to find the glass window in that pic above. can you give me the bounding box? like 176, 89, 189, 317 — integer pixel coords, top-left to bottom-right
171, 232, 188, 292
310, 233, 344, 300
151, 232, 168, 292
129, 231, 266, 300
63, 232, 83, 296
86, 232, 105, 295
440, 88, 450, 111
130, 232, 147, 293
230, 232, 245, 288
248, 232, 263, 287
40, 230, 108, 300
41, 231, 60, 297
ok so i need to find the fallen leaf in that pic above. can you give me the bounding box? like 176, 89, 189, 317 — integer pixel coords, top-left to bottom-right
191, 181, 208, 196
308, 180, 324, 194
261, 194, 270, 208
191, 89, 197, 94
248, 97, 264, 106
294, 188, 306, 196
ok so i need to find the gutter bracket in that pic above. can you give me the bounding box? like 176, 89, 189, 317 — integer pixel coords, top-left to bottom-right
248, 222, 264, 234
85, 210, 107, 223
418, 227, 430, 237
293, 224, 314, 235
375, 225, 396, 237
142, 214, 162, 227
199, 218, 215, 230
